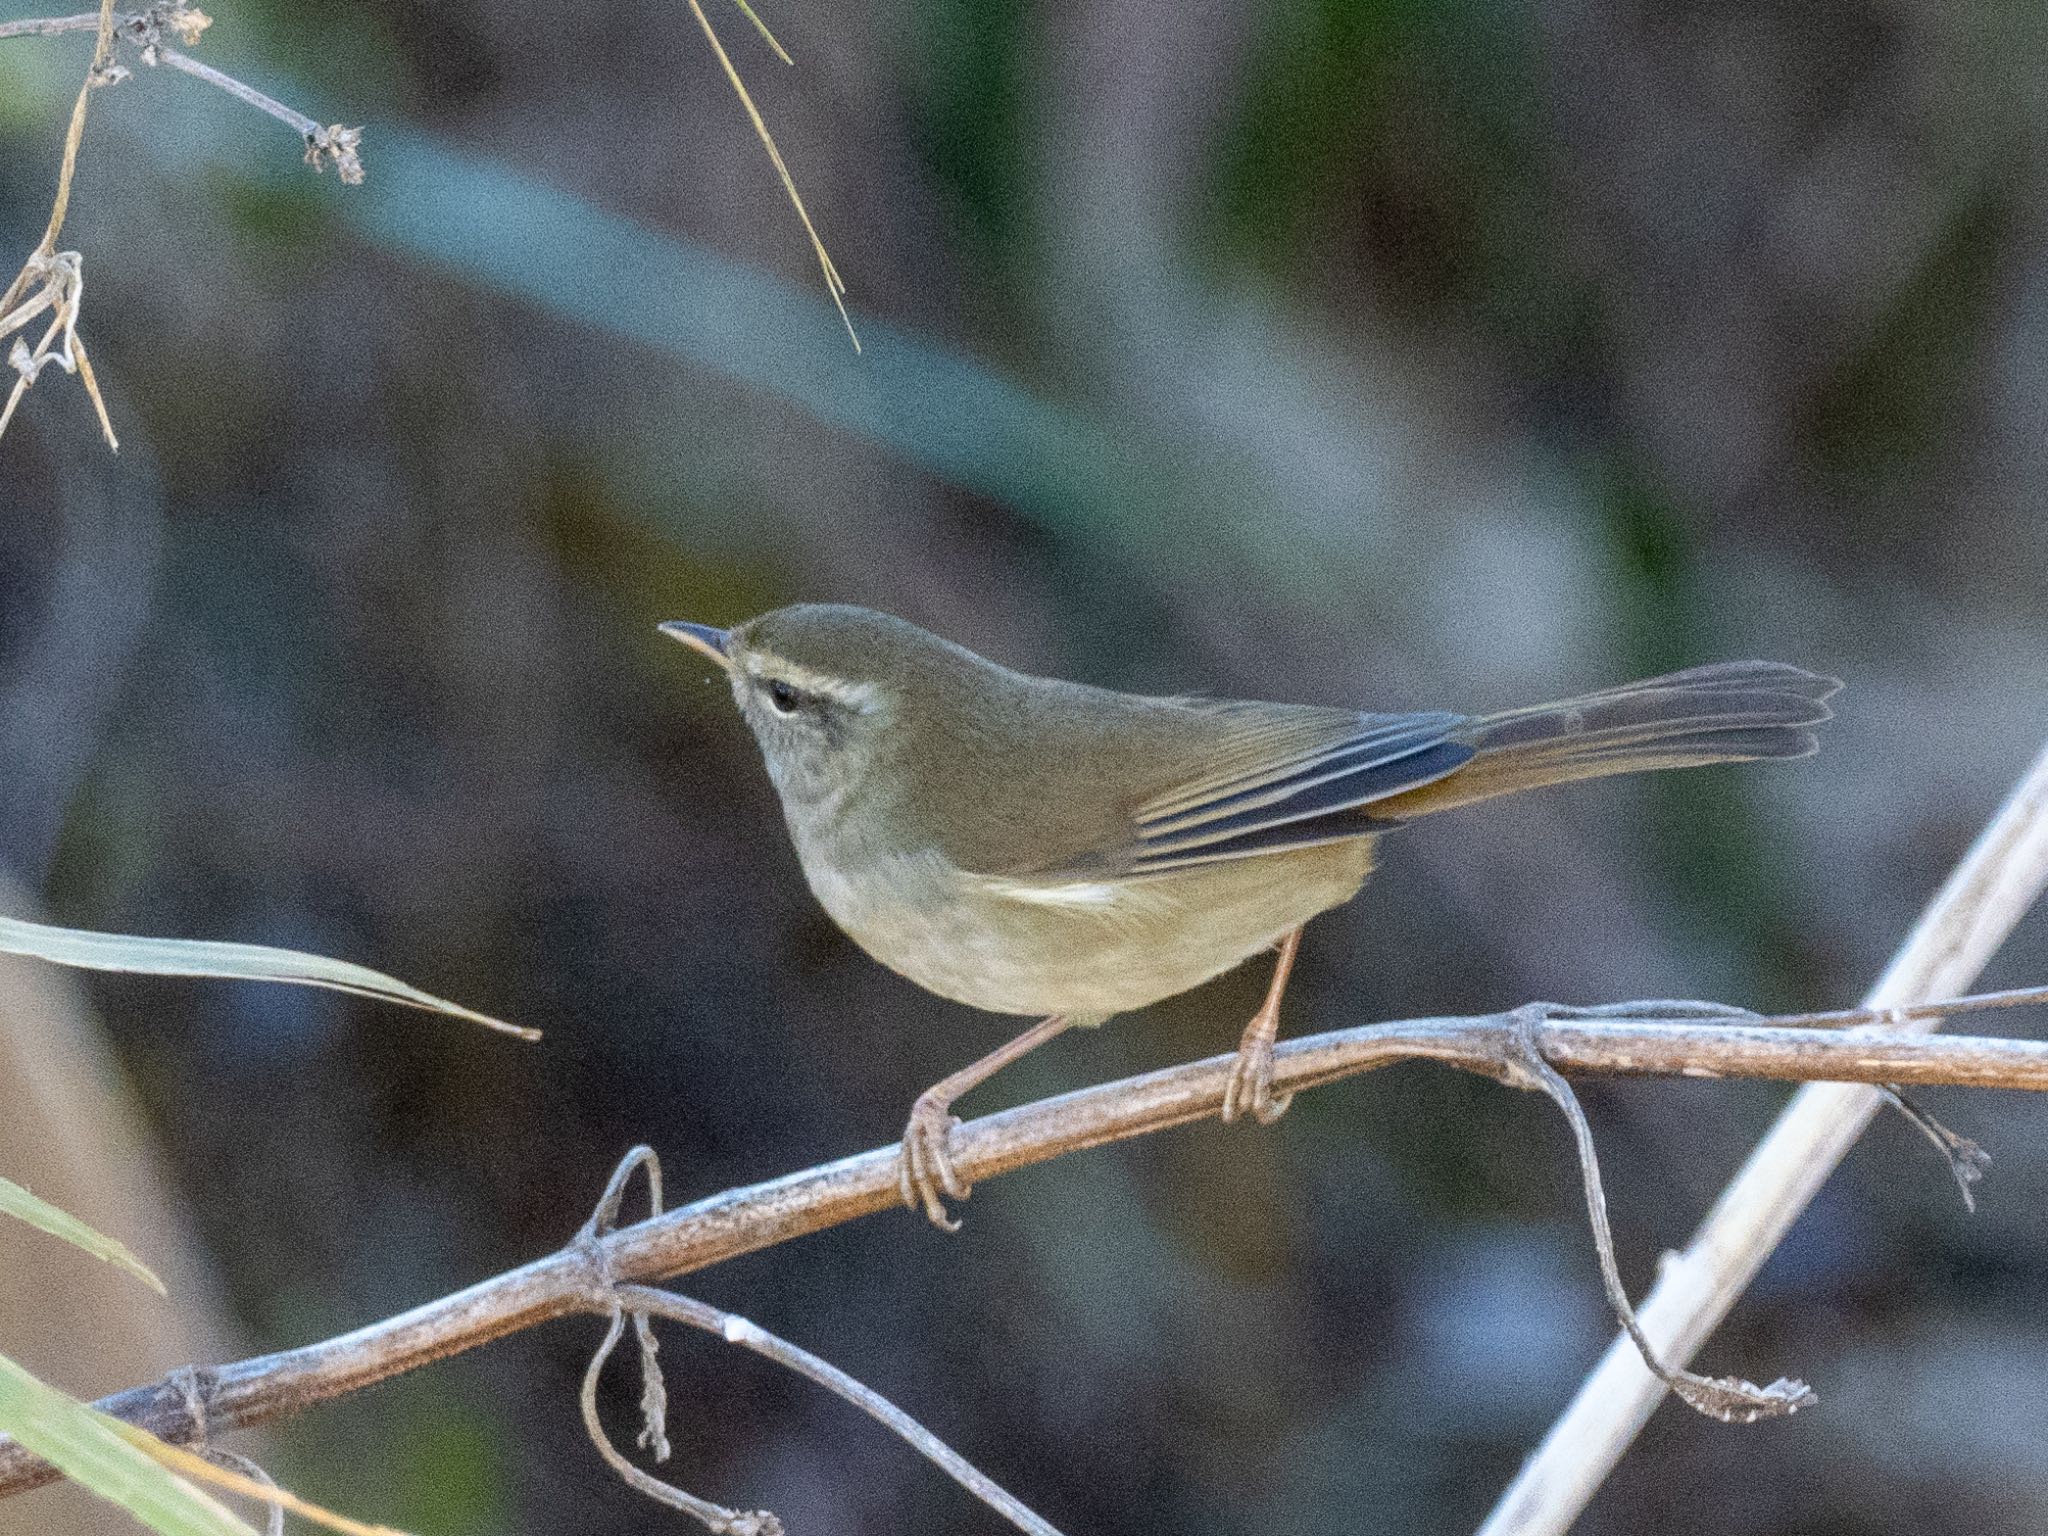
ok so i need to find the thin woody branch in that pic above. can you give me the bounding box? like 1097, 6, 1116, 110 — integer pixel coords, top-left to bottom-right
1, 994, 2046, 1499
0, 6, 363, 176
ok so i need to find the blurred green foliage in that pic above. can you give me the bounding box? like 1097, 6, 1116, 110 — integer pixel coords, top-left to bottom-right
1808, 189, 2005, 490
911, 0, 1036, 270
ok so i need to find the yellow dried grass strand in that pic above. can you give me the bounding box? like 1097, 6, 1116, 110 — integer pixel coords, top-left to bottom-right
71, 330, 116, 448
687, 0, 858, 350
37, 0, 117, 252
728, 0, 794, 66
110, 1427, 413, 1536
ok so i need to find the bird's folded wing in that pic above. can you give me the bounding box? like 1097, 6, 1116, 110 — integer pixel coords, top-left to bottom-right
1027, 705, 1476, 880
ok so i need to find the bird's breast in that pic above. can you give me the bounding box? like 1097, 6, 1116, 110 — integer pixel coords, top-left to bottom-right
788, 828, 1380, 1018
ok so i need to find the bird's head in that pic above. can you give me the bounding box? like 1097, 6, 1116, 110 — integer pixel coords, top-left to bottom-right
661, 603, 988, 815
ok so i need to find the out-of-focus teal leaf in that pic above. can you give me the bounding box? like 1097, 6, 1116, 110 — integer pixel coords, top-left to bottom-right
0, 916, 537, 1041
0, 1177, 163, 1295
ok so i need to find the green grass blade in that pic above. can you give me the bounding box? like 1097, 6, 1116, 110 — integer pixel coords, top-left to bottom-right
0, 1353, 258, 1536
0, 1176, 163, 1294
0, 915, 538, 1040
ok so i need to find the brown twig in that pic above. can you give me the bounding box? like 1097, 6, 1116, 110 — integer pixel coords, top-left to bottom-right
0, 989, 2046, 1498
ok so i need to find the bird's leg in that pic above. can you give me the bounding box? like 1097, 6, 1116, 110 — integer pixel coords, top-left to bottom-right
900, 1013, 1075, 1231
1222, 926, 1303, 1126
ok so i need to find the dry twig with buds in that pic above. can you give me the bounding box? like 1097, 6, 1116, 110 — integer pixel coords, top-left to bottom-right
0, 1, 363, 448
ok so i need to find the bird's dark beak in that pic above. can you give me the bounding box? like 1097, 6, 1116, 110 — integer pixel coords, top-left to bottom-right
659, 620, 732, 671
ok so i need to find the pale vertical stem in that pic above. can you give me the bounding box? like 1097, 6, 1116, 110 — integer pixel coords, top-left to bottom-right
1479, 738, 2048, 1536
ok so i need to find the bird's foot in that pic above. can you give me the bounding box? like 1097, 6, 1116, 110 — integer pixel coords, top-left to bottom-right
898, 1091, 971, 1231
1221, 1022, 1292, 1125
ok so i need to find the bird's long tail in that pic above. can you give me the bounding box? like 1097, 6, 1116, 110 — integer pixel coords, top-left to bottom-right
1376, 660, 1842, 820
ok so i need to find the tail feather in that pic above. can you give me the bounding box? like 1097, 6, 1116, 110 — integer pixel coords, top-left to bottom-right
1374, 661, 1840, 819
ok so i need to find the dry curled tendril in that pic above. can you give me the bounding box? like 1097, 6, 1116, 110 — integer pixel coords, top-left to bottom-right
0, 251, 94, 441
574, 1146, 1066, 1536
1483, 999, 1994, 1422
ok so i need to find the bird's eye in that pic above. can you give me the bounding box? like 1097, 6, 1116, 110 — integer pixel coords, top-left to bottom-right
768, 679, 800, 714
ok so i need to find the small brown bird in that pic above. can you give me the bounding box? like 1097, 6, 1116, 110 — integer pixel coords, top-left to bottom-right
663, 604, 1838, 1228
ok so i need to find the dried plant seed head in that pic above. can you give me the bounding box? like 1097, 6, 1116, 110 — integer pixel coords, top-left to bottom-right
304, 124, 365, 183
167, 4, 213, 45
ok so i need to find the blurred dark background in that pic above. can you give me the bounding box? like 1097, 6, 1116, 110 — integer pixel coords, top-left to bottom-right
3, 0, 2048, 1531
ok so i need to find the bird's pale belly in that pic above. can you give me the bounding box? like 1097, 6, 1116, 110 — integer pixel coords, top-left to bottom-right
796, 836, 1380, 1018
